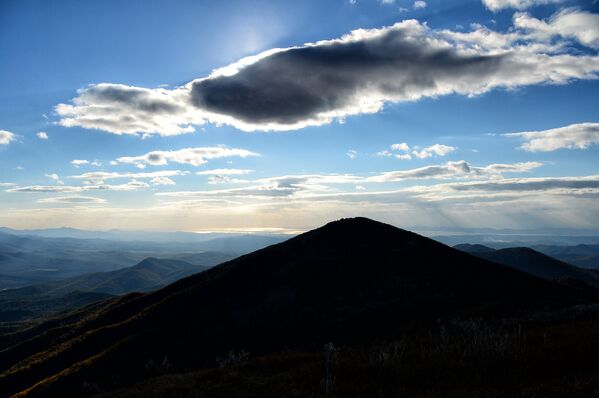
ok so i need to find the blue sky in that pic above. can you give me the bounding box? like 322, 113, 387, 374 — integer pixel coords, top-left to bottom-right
0, 0, 598, 232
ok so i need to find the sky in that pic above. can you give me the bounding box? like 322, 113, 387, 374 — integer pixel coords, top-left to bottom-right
0, 0, 598, 233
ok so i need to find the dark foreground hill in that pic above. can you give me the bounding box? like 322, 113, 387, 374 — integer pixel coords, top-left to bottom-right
0, 218, 596, 397
456, 245, 599, 285
0, 254, 233, 324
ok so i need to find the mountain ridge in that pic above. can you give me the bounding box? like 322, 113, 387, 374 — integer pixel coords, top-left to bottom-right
0, 217, 596, 397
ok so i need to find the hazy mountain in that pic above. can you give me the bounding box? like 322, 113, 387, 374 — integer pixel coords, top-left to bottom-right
456, 245, 599, 285
434, 234, 599, 247
0, 253, 234, 324
453, 243, 494, 253
0, 226, 289, 244
532, 244, 599, 269
0, 231, 281, 289
0, 218, 594, 397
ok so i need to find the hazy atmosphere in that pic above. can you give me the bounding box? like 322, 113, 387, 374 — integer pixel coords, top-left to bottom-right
1, 0, 598, 233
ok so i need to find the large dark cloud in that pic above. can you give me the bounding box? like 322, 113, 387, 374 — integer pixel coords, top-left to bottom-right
55, 18, 599, 135
190, 25, 504, 126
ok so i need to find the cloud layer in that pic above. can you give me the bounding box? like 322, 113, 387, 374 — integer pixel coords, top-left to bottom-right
482, 0, 563, 11
506, 122, 599, 152
115, 146, 258, 168
55, 11, 599, 135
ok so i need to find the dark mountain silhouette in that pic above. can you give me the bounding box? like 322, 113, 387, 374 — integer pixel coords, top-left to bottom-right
456, 245, 599, 285
0, 291, 112, 324
453, 243, 494, 253
0, 254, 233, 324
0, 218, 595, 397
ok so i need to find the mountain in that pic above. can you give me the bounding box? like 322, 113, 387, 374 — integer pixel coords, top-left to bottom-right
0, 218, 595, 397
0, 231, 277, 289
0, 253, 233, 324
0, 226, 290, 244
434, 234, 599, 248
453, 243, 494, 253
532, 244, 599, 269
456, 245, 599, 285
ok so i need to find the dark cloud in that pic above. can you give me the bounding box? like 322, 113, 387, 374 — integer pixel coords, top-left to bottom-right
56, 19, 599, 135
191, 24, 504, 125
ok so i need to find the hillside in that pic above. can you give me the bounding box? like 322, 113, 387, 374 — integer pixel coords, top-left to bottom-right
0, 253, 233, 324
0, 218, 595, 397
533, 244, 599, 269
456, 245, 599, 285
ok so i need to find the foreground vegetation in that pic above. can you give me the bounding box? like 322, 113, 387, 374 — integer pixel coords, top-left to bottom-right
89, 307, 599, 398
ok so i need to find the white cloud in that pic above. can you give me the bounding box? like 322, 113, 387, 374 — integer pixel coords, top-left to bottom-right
150, 177, 176, 186
45, 173, 65, 185
196, 169, 253, 175
505, 122, 599, 152
391, 142, 410, 152
70, 170, 188, 182
346, 149, 358, 159
367, 160, 541, 182
56, 84, 199, 137
37, 131, 49, 140
413, 1, 426, 9
482, 0, 563, 11
115, 146, 258, 168
513, 9, 599, 49
157, 160, 542, 200
71, 159, 89, 167
0, 130, 16, 145
37, 196, 106, 204
379, 142, 411, 159
8, 180, 150, 193
54, 14, 599, 134
412, 144, 456, 159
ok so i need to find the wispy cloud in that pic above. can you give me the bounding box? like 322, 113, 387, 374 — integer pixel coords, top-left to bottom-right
37, 196, 106, 204
115, 146, 258, 168
8, 180, 150, 193
157, 160, 543, 200
45, 173, 65, 185
37, 131, 49, 140
482, 0, 563, 11
505, 122, 599, 152
367, 160, 541, 182
196, 169, 253, 175
70, 170, 189, 181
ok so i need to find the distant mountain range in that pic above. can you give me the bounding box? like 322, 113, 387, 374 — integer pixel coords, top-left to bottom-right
0, 231, 285, 289
0, 254, 234, 323
435, 233, 599, 247
532, 244, 599, 269
455, 244, 599, 285
1, 218, 595, 398
0, 226, 289, 243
